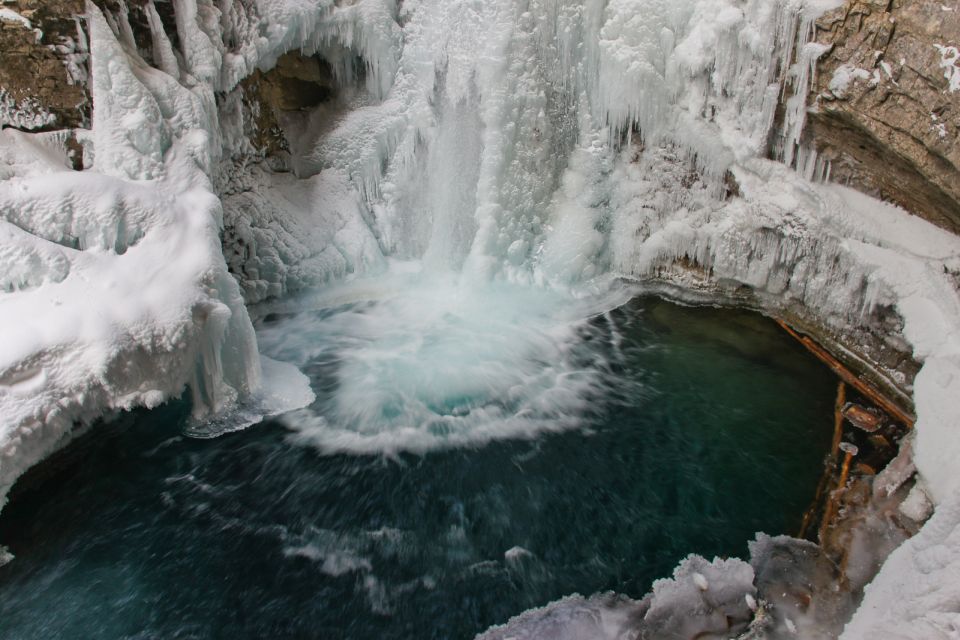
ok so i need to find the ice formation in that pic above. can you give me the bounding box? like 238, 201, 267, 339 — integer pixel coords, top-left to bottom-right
935, 44, 960, 93
480, 538, 852, 639
2, 0, 960, 635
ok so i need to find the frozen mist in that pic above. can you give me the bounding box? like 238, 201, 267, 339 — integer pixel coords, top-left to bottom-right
1, 0, 960, 637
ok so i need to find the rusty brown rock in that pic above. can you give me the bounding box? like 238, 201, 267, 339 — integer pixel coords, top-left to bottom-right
842, 402, 884, 432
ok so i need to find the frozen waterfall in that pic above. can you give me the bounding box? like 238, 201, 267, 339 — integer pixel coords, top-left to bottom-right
2, 0, 960, 636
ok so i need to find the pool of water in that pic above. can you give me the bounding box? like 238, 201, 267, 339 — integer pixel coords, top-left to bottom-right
0, 295, 835, 639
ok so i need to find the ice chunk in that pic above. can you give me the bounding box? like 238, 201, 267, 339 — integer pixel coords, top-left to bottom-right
899, 485, 934, 524
642, 555, 756, 638
476, 593, 646, 640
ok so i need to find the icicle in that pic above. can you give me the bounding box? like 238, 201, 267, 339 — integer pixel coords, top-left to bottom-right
145, 0, 181, 79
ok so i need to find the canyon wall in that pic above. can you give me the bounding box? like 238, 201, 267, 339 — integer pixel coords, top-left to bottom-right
809, 0, 960, 234
0, 0, 87, 131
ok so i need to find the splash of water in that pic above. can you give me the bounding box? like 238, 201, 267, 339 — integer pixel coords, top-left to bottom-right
256, 265, 638, 454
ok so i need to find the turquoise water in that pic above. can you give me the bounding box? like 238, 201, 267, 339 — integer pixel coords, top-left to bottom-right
0, 297, 835, 639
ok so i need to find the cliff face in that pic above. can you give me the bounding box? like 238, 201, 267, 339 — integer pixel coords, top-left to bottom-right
0, 0, 88, 131
809, 0, 960, 235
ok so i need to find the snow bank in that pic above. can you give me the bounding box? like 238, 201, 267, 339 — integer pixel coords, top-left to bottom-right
476, 593, 646, 640
0, 0, 335, 509
842, 491, 960, 638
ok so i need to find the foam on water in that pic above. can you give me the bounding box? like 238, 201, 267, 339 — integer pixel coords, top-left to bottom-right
255, 265, 637, 454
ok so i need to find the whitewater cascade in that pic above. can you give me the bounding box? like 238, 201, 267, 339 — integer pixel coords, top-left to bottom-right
2, 0, 960, 636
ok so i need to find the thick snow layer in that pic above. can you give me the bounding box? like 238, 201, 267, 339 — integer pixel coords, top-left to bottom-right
842, 491, 960, 638
0, 135, 254, 508
222, 165, 385, 303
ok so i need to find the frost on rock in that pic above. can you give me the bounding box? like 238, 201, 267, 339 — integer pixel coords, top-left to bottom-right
827, 64, 872, 99
0, 90, 56, 131
934, 44, 960, 93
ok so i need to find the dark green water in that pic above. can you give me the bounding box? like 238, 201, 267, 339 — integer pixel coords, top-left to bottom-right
0, 298, 835, 639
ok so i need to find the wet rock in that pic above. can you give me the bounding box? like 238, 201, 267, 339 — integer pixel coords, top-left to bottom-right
842, 403, 883, 433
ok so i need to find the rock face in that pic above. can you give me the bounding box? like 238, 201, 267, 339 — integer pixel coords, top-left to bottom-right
238, 52, 339, 159
0, 0, 88, 130
809, 0, 960, 235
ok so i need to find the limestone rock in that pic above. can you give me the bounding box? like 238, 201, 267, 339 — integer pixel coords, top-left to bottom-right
0, 0, 89, 130
809, 0, 960, 234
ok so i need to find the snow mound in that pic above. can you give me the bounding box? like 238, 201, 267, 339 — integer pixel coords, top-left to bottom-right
842, 491, 960, 638
0, 0, 340, 509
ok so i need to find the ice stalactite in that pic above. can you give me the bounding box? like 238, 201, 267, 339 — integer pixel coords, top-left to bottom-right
89, 3, 170, 180
144, 0, 181, 80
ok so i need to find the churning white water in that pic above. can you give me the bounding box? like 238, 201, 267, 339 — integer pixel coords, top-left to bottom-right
256, 265, 637, 453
